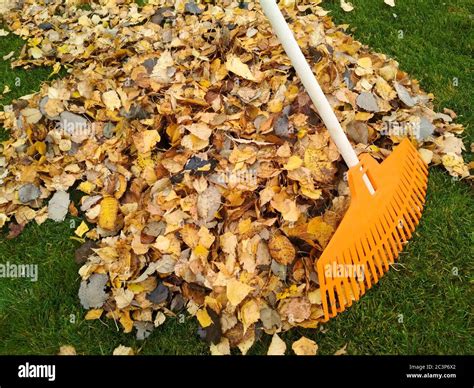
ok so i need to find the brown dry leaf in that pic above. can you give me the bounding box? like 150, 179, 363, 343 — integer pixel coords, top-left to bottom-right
269, 235, 296, 265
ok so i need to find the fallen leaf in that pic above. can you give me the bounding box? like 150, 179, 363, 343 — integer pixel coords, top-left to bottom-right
133, 130, 161, 153
267, 334, 287, 355
334, 343, 348, 355
58, 345, 76, 356
98, 196, 119, 231
292, 336, 318, 356
226, 55, 256, 81
78, 274, 109, 309
85, 308, 103, 320
112, 345, 134, 356
210, 338, 231, 356
48, 191, 70, 222
340, 0, 354, 12
74, 221, 89, 237
226, 278, 254, 306
269, 235, 296, 265
102, 90, 121, 111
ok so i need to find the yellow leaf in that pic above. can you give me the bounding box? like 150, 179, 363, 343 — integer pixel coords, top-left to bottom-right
119, 311, 134, 333
57, 44, 70, 54
354, 111, 374, 121
238, 218, 252, 235
102, 90, 121, 111
77, 181, 95, 194
292, 336, 318, 355
225, 55, 256, 81
239, 299, 260, 332
267, 99, 283, 113
211, 58, 228, 82
166, 123, 181, 145
29, 46, 43, 59
308, 289, 322, 305
193, 244, 209, 257
185, 123, 212, 141
69, 236, 85, 243
307, 217, 334, 248
85, 309, 103, 320
284, 156, 303, 171
196, 308, 213, 328
375, 77, 396, 101
418, 148, 433, 165
340, 0, 354, 12
237, 330, 255, 355
74, 221, 89, 237
133, 130, 161, 154
226, 278, 254, 306
98, 196, 119, 231
442, 153, 469, 178
357, 57, 372, 69
49, 62, 61, 77
181, 134, 209, 151
35, 141, 47, 155
379, 64, 398, 81
127, 283, 145, 293
304, 146, 324, 172
270, 197, 301, 222
276, 284, 299, 300
300, 185, 322, 200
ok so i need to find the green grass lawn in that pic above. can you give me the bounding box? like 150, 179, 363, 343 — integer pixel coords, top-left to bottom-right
0, 0, 472, 355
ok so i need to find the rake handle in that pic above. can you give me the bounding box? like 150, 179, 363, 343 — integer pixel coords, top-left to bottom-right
260, 0, 375, 194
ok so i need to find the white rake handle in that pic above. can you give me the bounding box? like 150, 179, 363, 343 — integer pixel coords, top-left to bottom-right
260, 0, 375, 194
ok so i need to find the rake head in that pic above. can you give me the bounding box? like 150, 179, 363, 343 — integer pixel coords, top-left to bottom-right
316, 138, 429, 321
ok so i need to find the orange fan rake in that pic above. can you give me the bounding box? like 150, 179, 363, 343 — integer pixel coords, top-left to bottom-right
316, 139, 428, 319
261, 1, 429, 321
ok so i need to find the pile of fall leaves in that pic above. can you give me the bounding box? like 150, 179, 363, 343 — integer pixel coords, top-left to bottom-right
0, 0, 471, 355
